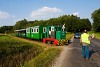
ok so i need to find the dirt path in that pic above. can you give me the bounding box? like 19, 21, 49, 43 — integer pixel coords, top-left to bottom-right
51, 39, 100, 67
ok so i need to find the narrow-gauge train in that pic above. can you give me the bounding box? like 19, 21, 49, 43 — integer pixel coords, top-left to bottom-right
15, 25, 67, 46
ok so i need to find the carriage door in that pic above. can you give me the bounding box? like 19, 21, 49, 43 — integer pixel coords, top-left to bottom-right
43, 27, 47, 38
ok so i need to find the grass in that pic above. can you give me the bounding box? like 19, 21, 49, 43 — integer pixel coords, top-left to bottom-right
66, 32, 74, 40
0, 35, 43, 67
88, 32, 100, 39
94, 32, 100, 39
24, 48, 61, 67
0, 34, 61, 67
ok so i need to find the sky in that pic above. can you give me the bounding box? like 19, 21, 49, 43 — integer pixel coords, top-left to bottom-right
0, 0, 100, 27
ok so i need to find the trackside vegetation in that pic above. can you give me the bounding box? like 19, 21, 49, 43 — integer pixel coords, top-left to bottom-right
66, 32, 74, 40
24, 48, 61, 67
0, 35, 43, 67
0, 34, 62, 67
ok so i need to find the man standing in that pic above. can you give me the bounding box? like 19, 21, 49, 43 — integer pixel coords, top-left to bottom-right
80, 30, 94, 59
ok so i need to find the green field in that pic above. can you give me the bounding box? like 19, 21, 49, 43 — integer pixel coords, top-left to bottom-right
94, 33, 100, 39
66, 32, 74, 40
0, 34, 61, 67
88, 32, 100, 39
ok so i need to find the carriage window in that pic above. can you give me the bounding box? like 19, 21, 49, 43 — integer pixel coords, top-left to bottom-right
27, 29, 28, 32
27, 29, 30, 33
36, 28, 39, 33
32, 29, 33, 32
43, 27, 46, 33
37, 28, 38, 33
33, 28, 36, 33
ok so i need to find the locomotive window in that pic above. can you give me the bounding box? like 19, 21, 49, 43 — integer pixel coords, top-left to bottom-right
56, 27, 61, 31
51, 27, 54, 31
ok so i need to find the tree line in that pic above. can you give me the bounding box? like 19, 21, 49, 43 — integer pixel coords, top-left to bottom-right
0, 26, 13, 33
0, 8, 100, 33
13, 15, 91, 32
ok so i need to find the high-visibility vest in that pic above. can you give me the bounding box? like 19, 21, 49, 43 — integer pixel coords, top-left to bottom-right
81, 33, 90, 44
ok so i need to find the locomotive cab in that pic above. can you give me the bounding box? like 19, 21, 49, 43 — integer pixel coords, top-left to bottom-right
46, 26, 66, 40
43, 25, 66, 45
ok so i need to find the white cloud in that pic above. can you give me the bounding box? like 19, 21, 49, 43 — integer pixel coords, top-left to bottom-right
72, 12, 79, 16
30, 7, 62, 20
0, 11, 16, 26
0, 11, 10, 19
0, 11, 16, 20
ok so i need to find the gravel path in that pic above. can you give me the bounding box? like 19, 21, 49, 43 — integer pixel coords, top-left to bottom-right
51, 46, 71, 67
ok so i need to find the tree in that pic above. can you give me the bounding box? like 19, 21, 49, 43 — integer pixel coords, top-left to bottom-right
80, 18, 91, 32
13, 19, 28, 30
92, 8, 100, 32
0, 26, 13, 33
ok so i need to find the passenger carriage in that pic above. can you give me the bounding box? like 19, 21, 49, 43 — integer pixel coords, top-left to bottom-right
26, 26, 46, 39
14, 29, 26, 37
